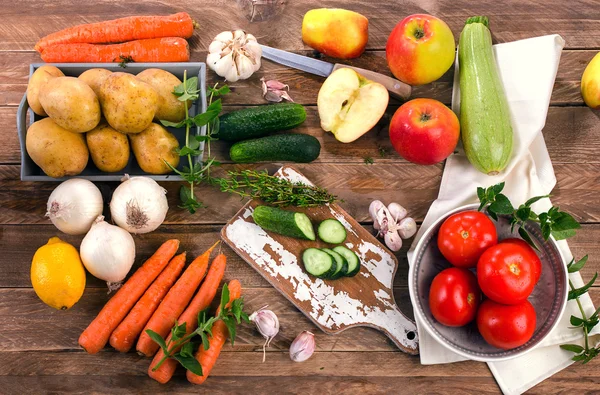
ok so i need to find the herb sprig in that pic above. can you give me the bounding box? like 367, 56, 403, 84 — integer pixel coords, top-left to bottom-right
477, 182, 598, 363
160, 73, 230, 213
146, 283, 250, 376
215, 169, 340, 208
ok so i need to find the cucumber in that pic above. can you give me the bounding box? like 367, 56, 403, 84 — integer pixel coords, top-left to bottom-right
219, 103, 307, 142
230, 134, 321, 163
252, 205, 315, 241
333, 246, 361, 277
303, 248, 335, 278
322, 248, 348, 279
317, 219, 347, 244
458, 16, 513, 176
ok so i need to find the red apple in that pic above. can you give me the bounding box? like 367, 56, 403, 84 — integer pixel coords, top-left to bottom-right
389, 98, 459, 165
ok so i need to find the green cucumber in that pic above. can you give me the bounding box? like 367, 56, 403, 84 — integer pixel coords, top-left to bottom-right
322, 248, 348, 279
229, 134, 321, 163
303, 248, 335, 278
458, 16, 513, 176
252, 205, 315, 241
317, 219, 347, 244
218, 103, 307, 142
333, 246, 361, 277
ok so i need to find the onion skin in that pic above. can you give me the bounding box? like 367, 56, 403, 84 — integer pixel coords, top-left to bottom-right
46, 178, 103, 235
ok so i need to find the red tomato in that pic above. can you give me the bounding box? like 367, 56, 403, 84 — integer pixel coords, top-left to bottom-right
429, 267, 481, 327
437, 211, 498, 268
500, 238, 542, 283
477, 242, 540, 304
477, 299, 537, 350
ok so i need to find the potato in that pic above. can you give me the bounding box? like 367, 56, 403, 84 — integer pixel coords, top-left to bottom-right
39, 76, 101, 133
136, 69, 191, 122
99, 72, 158, 134
86, 121, 130, 173
26, 65, 64, 116
78, 68, 112, 97
129, 123, 180, 174
26, 118, 89, 178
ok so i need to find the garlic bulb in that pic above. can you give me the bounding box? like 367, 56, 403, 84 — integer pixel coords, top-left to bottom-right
289, 331, 315, 362
46, 178, 103, 235
110, 175, 168, 234
80, 215, 136, 286
249, 305, 280, 362
207, 30, 262, 82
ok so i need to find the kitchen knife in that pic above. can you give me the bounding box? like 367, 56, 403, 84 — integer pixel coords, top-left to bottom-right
260, 44, 412, 100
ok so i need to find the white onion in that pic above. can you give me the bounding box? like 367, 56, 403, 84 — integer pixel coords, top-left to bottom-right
110, 176, 168, 234
46, 178, 103, 235
80, 215, 135, 284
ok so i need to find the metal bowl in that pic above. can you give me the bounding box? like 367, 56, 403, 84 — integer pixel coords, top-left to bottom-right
409, 203, 568, 362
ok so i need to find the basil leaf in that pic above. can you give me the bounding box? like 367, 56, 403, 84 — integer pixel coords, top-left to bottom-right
173, 353, 203, 376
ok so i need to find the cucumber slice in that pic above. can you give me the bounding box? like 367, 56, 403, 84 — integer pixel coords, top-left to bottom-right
322, 248, 348, 279
302, 248, 335, 278
333, 246, 361, 277
253, 206, 315, 241
317, 219, 347, 244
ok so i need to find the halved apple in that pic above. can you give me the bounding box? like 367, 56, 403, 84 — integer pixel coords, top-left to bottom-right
317, 67, 389, 143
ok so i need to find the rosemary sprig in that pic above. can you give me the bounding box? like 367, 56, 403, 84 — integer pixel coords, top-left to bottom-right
146, 283, 250, 376
477, 182, 598, 363
160, 74, 230, 214
215, 169, 339, 208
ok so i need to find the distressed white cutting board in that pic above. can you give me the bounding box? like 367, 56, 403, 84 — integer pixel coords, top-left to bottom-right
221, 166, 418, 354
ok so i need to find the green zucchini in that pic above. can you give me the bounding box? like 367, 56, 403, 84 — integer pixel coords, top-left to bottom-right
458, 16, 513, 176
218, 103, 307, 142
230, 134, 321, 163
252, 205, 315, 240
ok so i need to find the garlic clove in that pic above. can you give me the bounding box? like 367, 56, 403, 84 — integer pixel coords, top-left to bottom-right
384, 230, 403, 252
249, 305, 280, 362
387, 202, 408, 222
237, 55, 257, 80
208, 30, 262, 81
398, 217, 417, 239
214, 30, 234, 43
208, 39, 225, 54
368, 200, 385, 222
289, 331, 315, 362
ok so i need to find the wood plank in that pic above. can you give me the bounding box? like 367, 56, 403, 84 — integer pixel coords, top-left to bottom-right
0, 49, 594, 107
0, 1, 599, 51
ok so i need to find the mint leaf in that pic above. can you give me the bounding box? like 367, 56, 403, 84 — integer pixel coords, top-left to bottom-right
160, 119, 187, 128
220, 283, 230, 312
145, 329, 168, 352
173, 353, 203, 376
492, 182, 505, 195
200, 332, 210, 350
193, 110, 220, 126
179, 341, 195, 358
222, 316, 237, 346
171, 321, 187, 341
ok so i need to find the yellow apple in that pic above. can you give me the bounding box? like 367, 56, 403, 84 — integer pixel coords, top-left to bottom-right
317, 68, 389, 143
581, 52, 600, 109
302, 8, 368, 59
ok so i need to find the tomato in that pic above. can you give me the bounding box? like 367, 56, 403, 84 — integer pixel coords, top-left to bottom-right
477, 242, 541, 304
500, 238, 542, 283
477, 299, 537, 350
429, 267, 481, 327
437, 211, 498, 268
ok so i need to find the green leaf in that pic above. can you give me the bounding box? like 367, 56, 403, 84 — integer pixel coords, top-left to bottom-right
210, 117, 220, 136
518, 227, 540, 251
193, 110, 220, 127
570, 315, 585, 327
220, 283, 230, 312
492, 182, 505, 195
488, 194, 514, 215
185, 77, 199, 93
178, 146, 202, 157
197, 309, 209, 328
568, 272, 598, 300
561, 344, 585, 354
541, 223, 552, 241
171, 321, 187, 341
589, 306, 600, 321
231, 298, 244, 324
200, 332, 210, 350
525, 195, 549, 207
241, 311, 251, 323
487, 209, 498, 221
572, 353, 588, 362
145, 329, 168, 352
195, 135, 214, 142
552, 212, 581, 231
208, 84, 231, 96
179, 341, 195, 358
551, 228, 577, 240
222, 316, 237, 346
160, 119, 187, 128
206, 98, 222, 113
568, 255, 588, 273
515, 206, 531, 222
173, 353, 203, 376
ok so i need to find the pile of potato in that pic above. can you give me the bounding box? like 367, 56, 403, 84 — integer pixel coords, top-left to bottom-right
25, 66, 189, 178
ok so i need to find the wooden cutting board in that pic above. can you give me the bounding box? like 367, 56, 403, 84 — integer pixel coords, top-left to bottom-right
221, 166, 419, 355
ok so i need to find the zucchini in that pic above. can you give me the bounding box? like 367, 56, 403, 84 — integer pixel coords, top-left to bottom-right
322, 248, 348, 279
333, 246, 361, 277
230, 134, 321, 163
303, 248, 336, 278
458, 16, 513, 176
317, 219, 347, 244
218, 103, 307, 142
252, 205, 315, 241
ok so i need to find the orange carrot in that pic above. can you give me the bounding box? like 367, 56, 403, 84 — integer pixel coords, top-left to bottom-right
109, 253, 186, 353
137, 241, 220, 357
35, 12, 195, 53
187, 280, 242, 385
78, 239, 180, 354
39, 37, 190, 63
148, 253, 227, 384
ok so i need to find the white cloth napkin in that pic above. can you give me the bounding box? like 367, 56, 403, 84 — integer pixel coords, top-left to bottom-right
407, 34, 600, 394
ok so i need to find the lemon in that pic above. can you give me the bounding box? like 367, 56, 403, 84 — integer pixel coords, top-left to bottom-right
31, 237, 86, 310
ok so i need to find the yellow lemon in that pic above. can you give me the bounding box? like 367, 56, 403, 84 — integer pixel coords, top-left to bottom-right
31, 237, 86, 310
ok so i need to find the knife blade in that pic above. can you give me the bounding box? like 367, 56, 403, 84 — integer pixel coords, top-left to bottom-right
260, 44, 412, 100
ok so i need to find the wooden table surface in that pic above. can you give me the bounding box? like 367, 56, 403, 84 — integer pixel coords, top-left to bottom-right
2, 0, 600, 393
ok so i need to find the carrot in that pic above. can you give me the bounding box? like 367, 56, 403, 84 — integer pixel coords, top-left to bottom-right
109, 253, 186, 353
39, 37, 190, 63
137, 241, 220, 357
187, 280, 242, 385
148, 253, 227, 384
35, 12, 195, 53
78, 239, 180, 354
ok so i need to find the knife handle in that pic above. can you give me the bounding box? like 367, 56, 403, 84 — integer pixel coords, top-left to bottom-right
333, 64, 411, 101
